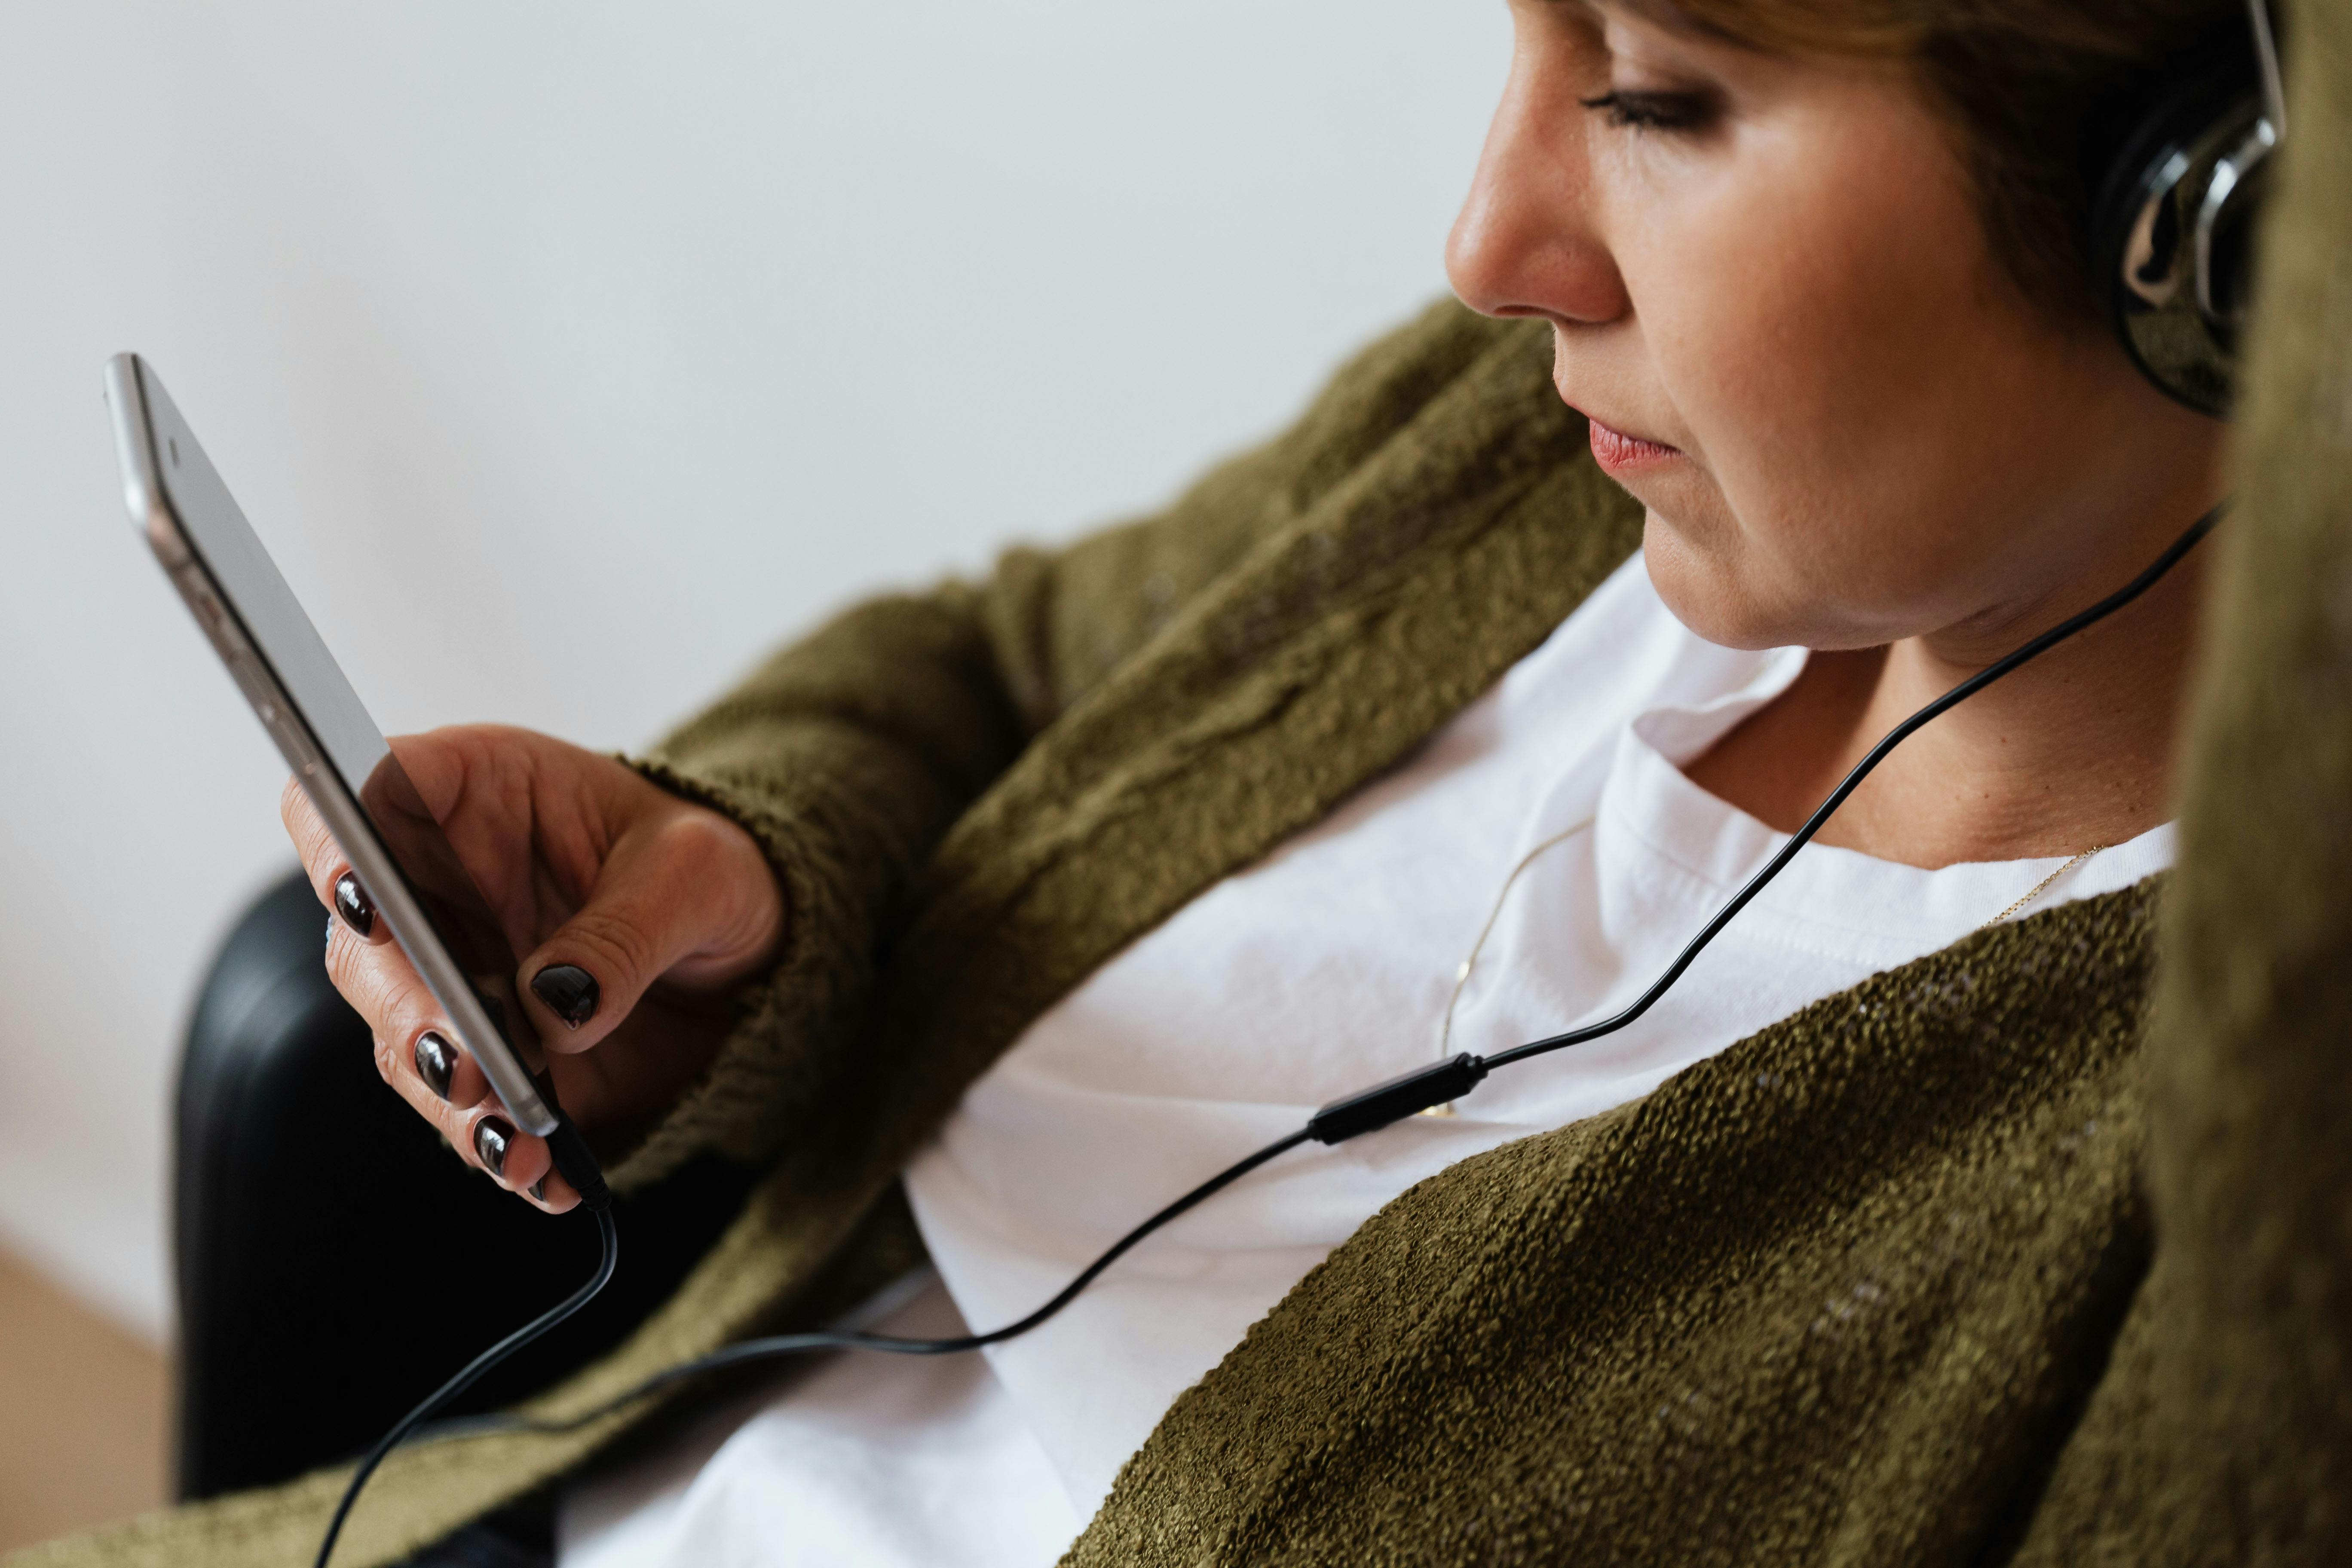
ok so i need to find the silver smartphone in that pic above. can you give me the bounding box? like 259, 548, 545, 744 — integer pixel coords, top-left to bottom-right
104, 353, 559, 1138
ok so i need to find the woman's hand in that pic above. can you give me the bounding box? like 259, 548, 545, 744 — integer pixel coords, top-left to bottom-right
282, 725, 785, 1213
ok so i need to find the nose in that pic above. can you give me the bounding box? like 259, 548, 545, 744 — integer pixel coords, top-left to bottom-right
1446, 46, 1631, 328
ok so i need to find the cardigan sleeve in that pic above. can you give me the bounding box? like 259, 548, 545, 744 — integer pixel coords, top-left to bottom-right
2115, 0, 2352, 1541
2018, 4, 2352, 1548
605, 298, 1521, 1186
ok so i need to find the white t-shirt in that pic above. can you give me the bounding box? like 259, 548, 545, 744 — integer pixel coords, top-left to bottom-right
560, 554, 2173, 1567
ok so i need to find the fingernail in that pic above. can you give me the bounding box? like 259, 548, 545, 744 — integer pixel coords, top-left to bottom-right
530, 1177, 548, 1202
325, 916, 336, 954
333, 872, 375, 938
413, 1032, 457, 1101
473, 1116, 514, 1179
530, 965, 600, 1029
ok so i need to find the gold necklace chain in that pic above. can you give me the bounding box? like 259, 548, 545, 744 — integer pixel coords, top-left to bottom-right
1424, 818, 1597, 1115
1978, 845, 2105, 930
1436, 818, 1597, 1060
1424, 822, 2106, 1117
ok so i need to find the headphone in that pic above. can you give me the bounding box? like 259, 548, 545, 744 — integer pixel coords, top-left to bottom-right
2091, 0, 2288, 417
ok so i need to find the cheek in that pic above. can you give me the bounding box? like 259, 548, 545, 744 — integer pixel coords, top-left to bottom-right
1619, 100, 2058, 642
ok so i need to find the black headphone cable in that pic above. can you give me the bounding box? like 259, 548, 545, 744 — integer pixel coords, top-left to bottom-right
316, 501, 2220, 1565
315, 1195, 616, 1568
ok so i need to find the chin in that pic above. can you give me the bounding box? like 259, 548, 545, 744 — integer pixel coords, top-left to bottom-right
1638, 511, 1799, 653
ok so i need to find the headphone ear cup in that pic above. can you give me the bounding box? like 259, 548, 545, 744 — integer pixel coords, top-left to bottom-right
2090, 74, 2270, 418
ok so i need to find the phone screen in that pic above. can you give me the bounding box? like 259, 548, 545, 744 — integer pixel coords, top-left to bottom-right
127, 359, 549, 1095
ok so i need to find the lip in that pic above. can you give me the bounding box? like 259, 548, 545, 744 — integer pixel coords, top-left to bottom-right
1585, 416, 1682, 473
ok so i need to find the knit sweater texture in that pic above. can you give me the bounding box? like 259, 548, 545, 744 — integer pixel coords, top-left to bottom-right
16, 6, 2352, 1558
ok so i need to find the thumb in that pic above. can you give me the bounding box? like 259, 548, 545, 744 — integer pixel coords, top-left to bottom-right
516, 809, 783, 1054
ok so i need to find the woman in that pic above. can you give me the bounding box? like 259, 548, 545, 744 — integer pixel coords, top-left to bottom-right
59, 0, 2348, 1563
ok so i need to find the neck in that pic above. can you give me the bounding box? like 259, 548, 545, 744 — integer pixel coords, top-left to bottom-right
1686, 514, 2214, 869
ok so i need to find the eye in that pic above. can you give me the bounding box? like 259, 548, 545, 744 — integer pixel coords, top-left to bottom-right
1578, 89, 1716, 133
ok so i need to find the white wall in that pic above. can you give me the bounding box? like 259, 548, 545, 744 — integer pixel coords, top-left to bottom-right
0, 3, 1507, 1342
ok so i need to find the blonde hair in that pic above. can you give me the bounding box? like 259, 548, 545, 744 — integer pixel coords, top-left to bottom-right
1624, 0, 2245, 317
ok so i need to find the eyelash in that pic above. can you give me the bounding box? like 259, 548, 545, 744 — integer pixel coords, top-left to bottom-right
1578, 90, 1714, 133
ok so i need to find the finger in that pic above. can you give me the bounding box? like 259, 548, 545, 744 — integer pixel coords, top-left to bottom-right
459, 1105, 552, 1199
385, 1027, 575, 1212
517, 808, 782, 1055
332, 924, 554, 1197
399, 1022, 490, 1111
523, 1167, 582, 1215
323, 894, 440, 1062
280, 777, 393, 946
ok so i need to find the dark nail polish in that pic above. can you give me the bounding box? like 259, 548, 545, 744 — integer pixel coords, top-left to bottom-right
473, 1116, 514, 1179
530, 1177, 548, 1202
333, 872, 375, 937
325, 916, 336, 953
413, 1032, 457, 1101
530, 965, 600, 1029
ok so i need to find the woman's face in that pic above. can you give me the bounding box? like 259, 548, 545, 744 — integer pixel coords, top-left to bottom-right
1447, 1, 2224, 655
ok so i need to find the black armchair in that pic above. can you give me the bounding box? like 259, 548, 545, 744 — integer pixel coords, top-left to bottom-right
172, 870, 757, 1546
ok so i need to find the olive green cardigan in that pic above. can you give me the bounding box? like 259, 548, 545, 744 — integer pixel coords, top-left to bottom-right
22, 4, 2352, 1557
